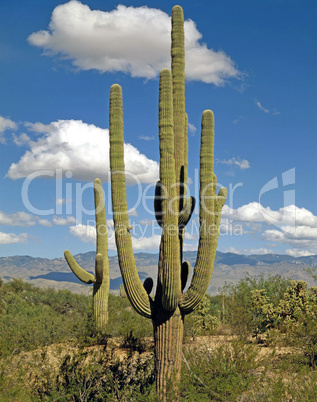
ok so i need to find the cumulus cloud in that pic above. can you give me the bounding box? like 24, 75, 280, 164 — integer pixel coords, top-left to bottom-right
222, 203, 317, 229
69, 222, 161, 251
0, 209, 79, 228
69, 224, 99, 244
223, 203, 317, 254
285, 249, 315, 258
218, 157, 250, 170
52, 216, 77, 225
0, 211, 37, 227
183, 243, 199, 251
12, 133, 30, 146
0, 232, 28, 244
132, 234, 161, 251
38, 218, 52, 227
0, 116, 17, 143
28, 1, 240, 85
263, 226, 317, 256
7, 119, 159, 183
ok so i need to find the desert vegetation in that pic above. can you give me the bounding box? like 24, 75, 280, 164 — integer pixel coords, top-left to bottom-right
1, 274, 316, 400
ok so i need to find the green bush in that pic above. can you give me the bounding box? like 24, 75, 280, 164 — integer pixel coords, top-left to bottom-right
180, 339, 265, 401
32, 348, 155, 401
221, 274, 291, 336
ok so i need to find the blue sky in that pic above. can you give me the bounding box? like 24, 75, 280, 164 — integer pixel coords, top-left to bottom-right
1, 0, 316, 259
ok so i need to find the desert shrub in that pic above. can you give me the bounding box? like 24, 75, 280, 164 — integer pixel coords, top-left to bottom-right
121, 330, 146, 355
32, 348, 155, 401
184, 295, 220, 339
221, 274, 291, 336
107, 294, 152, 340
180, 339, 264, 401
0, 279, 92, 356
283, 285, 317, 366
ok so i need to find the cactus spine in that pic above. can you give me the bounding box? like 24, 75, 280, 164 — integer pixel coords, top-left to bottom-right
109, 5, 227, 398
64, 178, 109, 335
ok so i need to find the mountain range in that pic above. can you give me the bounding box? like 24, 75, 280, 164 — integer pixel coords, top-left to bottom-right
0, 251, 316, 295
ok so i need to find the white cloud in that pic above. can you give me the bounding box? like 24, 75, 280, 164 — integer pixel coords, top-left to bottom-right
225, 247, 274, 255
52, 216, 77, 225
188, 122, 197, 134
223, 203, 317, 229
69, 224, 98, 244
223, 203, 317, 254
138, 136, 155, 141
263, 226, 317, 242
285, 249, 315, 258
0, 116, 17, 133
183, 243, 198, 251
28, 1, 240, 85
38, 218, 52, 227
232, 115, 245, 125
139, 218, 154, 226
56, 198, 66, 205
0, 116, 17, 143
0, 209, 80, 228
218, 157, 250, 170
0, 232, 28, 244
7, 119, 159, 184
263, 226, 317, 255
25, 121, 53, 133
132, 234, 161, 250
254, 98, 280, 115
69, 222, 162, 251
0, 211, 36, 227
184, 232, 197, 241
12, 133, 30, 146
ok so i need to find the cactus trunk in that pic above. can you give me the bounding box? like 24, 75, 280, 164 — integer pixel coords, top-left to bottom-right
152, 306, 184, 399
109, 5, 227, 398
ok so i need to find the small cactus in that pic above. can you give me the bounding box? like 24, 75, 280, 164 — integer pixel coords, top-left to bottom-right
64, 178, 109, 335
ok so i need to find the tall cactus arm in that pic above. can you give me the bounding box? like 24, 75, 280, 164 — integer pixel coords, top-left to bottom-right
109, 84, 152, 319
158, 68, 181, 311
179, 110, 227, 314
94, 178, 108, 257
183, 113, 188, 198
64, 178, 108, 284
171, 5, 186, 210
64, 250, 95, 284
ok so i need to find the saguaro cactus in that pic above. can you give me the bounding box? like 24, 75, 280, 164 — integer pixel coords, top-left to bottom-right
109, 5, 227, 397
64, 178, 110, 335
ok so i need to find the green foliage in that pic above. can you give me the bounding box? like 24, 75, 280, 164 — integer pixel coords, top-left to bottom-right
0, 279, 91, 356
1, 276, 317, 400
32, 348, 155, 401
0, 279, 153, 357
180, 339, 265, 401
221, 273, 291, 336
185, 295, 220, 338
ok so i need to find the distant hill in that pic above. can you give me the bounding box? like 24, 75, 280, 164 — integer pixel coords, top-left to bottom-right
0, 251, 316, 295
